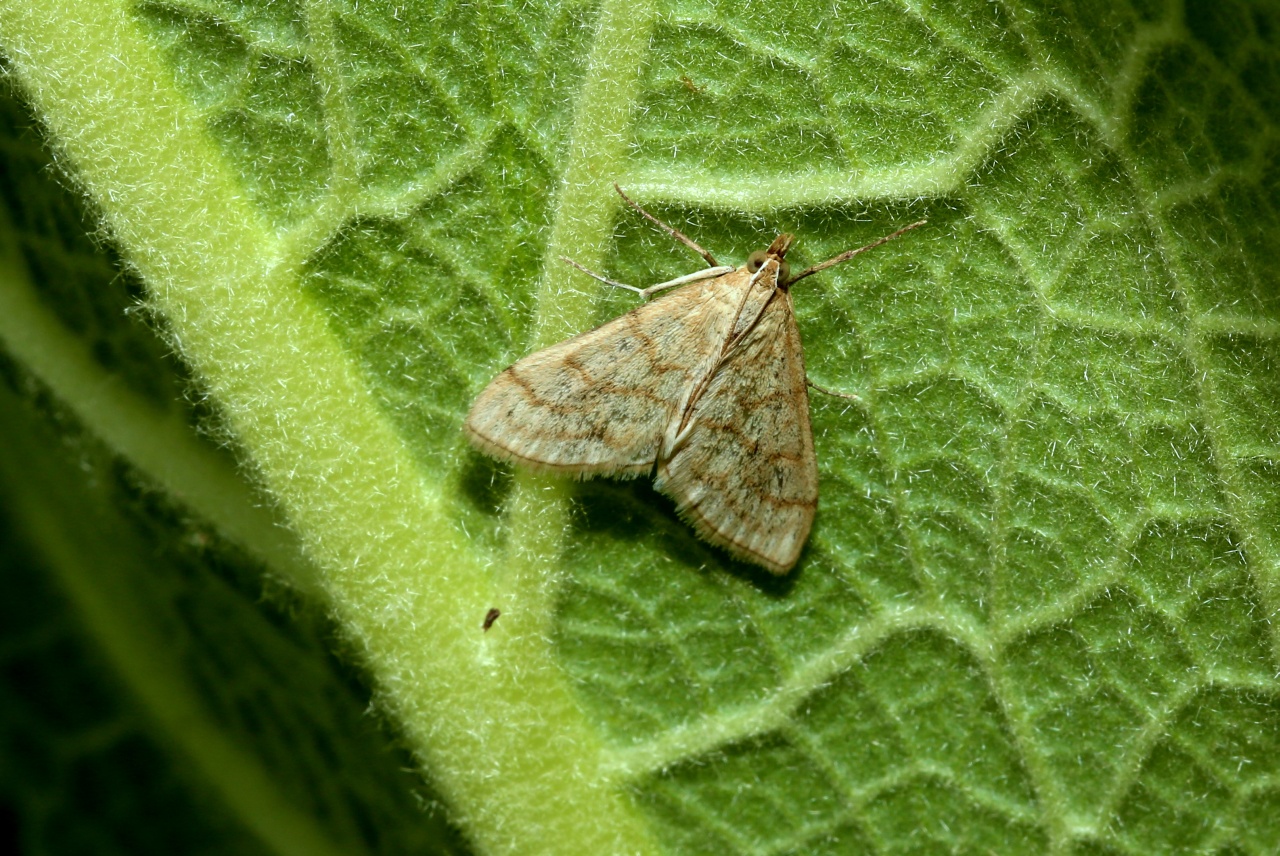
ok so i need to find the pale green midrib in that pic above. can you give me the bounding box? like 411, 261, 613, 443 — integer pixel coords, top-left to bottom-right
0, 208, 320, 597
497, 0, 662, 629
0, 2, 663, 854
0, 386, 357, 856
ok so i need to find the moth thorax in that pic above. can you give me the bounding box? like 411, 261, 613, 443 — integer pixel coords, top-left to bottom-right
747, 233, 795, 285
745, 257, 792, 288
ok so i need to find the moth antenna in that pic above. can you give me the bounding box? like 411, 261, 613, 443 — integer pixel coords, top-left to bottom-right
787, 219, 927, 287
614, 183, 721, 268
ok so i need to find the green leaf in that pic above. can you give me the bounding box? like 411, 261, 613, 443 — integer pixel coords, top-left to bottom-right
2, 0, 1279, 853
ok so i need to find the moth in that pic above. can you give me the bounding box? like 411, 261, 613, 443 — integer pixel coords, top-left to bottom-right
465, 186, 924, 573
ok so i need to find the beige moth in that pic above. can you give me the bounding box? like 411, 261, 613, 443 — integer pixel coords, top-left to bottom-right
465, 186, 924, 573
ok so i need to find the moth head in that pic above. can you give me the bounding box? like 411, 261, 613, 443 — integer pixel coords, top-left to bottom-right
746, 233, 794, 285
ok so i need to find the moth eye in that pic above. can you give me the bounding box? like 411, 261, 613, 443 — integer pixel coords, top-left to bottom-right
778, 260, 791, 283
747, 250, 767, 272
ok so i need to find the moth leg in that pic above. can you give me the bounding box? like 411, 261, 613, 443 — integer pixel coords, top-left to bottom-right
614, 183, 722, 268
807, 378, 862, 402
559, 255, 642, 294
560, 256, 733, 299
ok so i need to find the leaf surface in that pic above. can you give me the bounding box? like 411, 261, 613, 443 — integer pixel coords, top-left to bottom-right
1, 0, 1279, 853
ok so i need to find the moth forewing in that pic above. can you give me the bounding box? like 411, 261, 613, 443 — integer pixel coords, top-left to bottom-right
463, 269, 748, 478
653, 252, 816, 574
